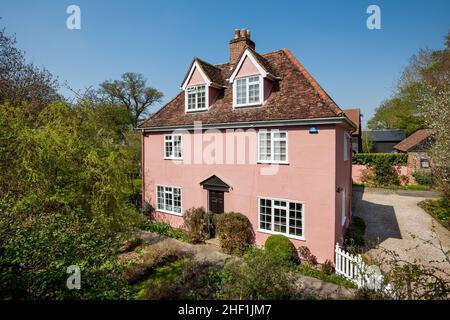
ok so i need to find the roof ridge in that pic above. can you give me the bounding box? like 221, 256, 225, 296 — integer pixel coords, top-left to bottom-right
195, 57, 222, 70
282, 48, 343, 117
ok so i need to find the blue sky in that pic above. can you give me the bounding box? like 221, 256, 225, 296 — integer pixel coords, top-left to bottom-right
1, 0, 449, 126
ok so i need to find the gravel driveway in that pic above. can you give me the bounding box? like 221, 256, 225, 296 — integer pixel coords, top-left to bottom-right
352, 187, 450, 275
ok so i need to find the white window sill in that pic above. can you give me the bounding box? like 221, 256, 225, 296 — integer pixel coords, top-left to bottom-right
257, 160, 289, 165
233, 102, 262, 108
257, 229, 305, 241
164, 157, 183, 161
156, 209, 183, 217
185, 108, 208, 113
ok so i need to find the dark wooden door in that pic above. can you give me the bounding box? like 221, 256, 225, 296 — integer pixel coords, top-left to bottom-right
208, 190, 224, 214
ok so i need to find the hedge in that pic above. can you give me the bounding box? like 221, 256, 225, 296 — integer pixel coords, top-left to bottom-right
352, 153, 407, 166
264, 235, 298, 265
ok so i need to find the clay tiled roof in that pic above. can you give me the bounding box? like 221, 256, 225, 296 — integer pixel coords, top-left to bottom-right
140, 48, 348, 129
394, 129, 433, 152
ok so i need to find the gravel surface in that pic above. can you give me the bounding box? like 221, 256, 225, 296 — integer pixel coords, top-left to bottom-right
352, 188, 450, 276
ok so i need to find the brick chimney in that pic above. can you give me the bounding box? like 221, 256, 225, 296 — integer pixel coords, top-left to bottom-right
229, 28, 255, 65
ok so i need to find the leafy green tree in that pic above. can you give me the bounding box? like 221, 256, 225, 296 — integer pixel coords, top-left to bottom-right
0, 101, 142, 299
99, 72, 163, 127
368, 31, 450, 136
420, 86, 450, 202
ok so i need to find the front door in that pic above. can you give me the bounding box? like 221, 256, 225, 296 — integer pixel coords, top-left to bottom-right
208, 190, 224, 214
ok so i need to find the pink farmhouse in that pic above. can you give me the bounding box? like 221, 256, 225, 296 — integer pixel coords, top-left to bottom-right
139, 29, 356, 262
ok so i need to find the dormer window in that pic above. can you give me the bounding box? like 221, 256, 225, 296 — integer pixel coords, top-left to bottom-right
186, 85, 207, 112
234, 75, 262, 107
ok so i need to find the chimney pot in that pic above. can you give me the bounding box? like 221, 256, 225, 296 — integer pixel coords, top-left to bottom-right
229, 28, 255, 64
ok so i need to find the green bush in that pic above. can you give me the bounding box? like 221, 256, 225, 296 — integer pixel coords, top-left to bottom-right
143, 259, 222, 300
183, 207, 210, 243
218, 248, 302, 299
216, 212, 253, 255
0, 102, 142, 299
124, 243, 185, 285
371, 156, 401, 186
353, 153, 407, 166
142, 220, 186, 241
321, 259, 335, 275
264, 235, 298, 265
296, 264, 356, 289
344, 216, 366, 247
413, 172, 433, 187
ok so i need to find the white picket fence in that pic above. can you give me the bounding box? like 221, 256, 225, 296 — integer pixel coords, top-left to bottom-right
335, 243, 393, 294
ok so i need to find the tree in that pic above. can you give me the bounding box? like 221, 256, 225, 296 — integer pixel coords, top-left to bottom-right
361, 131, 374, 153
420, 86, 450, 202
0, 27, 60, 114
99, 72, 163, 127
368, 32, 450, 136
0, 101, 142, 299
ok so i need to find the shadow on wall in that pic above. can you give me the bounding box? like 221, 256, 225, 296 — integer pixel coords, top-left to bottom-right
352, 186, 402, 249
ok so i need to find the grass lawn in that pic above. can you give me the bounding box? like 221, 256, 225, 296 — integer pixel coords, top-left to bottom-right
352, 182, 430, 191
418, 199, 450, 231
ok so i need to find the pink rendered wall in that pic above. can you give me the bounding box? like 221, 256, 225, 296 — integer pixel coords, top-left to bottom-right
235, 56, 260, 78
142, 125, 339, 262
263, 78, 273, 101
186, 67, 206, 87
334, 127, 353, 244
209, 87, 220, 106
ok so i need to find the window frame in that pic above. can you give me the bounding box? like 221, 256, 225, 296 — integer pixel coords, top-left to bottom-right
257, 196, 305, 241
344, 132, 350, 161
257, 130, 289, 164
156, 184, 182, 216
420, 159, 430, 168
185, 84, 209, 113
164, 134, 183, 160
341, 188, 346, 226
233, 75, 263, 108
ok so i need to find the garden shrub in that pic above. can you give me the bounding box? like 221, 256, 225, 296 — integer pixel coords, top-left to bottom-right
119, 236, 144, 253
297, 246, 318, 267
371, 156, 401, 186
143, 259, 221, 300
218, 248, 302, 300
321, 259, 334, 275
353, 153, 407, 166
183, 207, 210, 243
264, 234, 298, 265
216, 212, 253, 255
296, 264, 356, 289
413, 171, 433, 187
344, 216, 366, 247
142, 220, 186, 241
123, 242, 187, 285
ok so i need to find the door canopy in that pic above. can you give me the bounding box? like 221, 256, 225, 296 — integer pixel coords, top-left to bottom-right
199, 175, 230, 192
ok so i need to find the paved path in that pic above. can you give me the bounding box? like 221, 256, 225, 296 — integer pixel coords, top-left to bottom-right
352, 188, 450, 276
